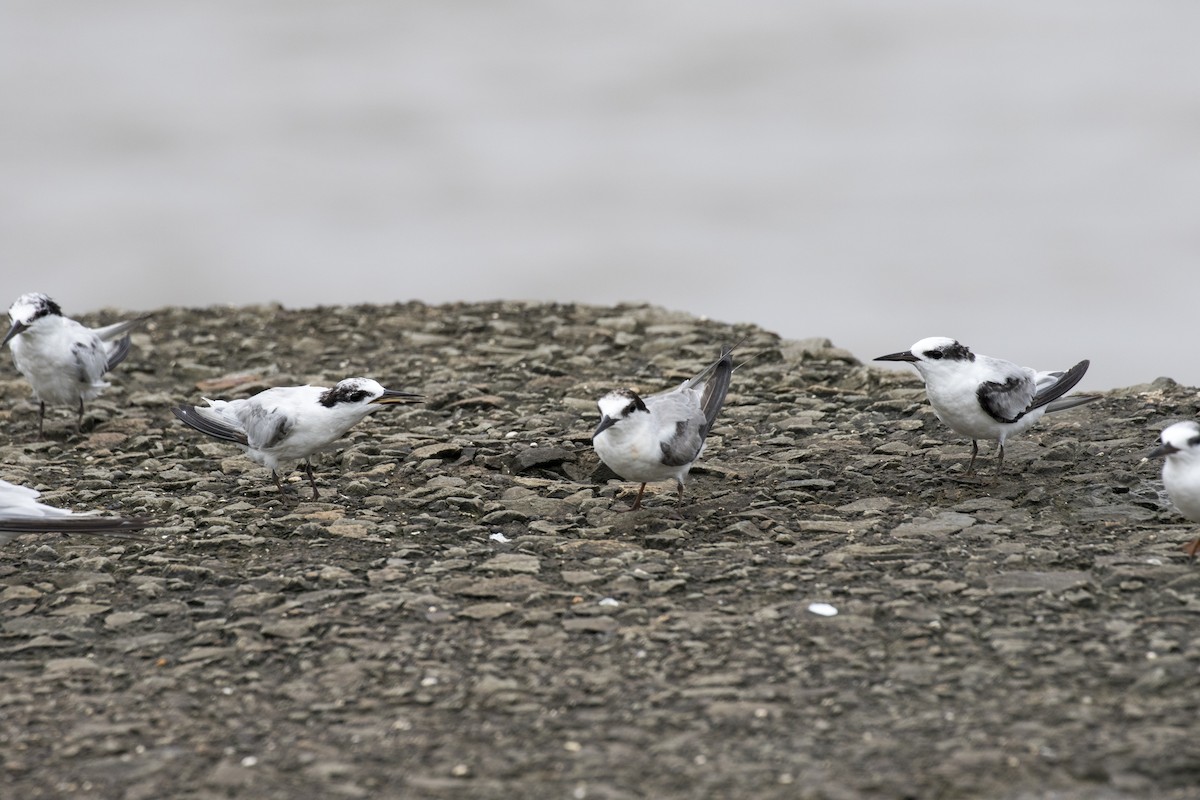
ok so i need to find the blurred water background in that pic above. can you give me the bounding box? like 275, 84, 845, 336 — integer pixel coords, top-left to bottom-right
2, 1, 1199, 389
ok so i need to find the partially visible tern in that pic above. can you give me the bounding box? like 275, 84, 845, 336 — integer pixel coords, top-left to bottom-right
1149, 420, 1200, 559
3, 292, 151, 437
0, 477, 150, 546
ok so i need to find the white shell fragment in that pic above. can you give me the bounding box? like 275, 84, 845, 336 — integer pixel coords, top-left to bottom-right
807, 603, 838, 617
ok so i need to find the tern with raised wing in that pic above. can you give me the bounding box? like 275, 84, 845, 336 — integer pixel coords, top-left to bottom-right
875, 337, 1095, 475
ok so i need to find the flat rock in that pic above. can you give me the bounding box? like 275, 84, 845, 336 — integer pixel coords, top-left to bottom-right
457, 602, 517, 620
510, 446, 576, 472
562, 615, 618, 634
476, 553, 541, 574
986, 571, 1093, 595
890, 512, 977, 538
441, 576, 550, 601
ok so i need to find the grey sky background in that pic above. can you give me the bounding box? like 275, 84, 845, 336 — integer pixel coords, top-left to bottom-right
3, 1, 1199, 389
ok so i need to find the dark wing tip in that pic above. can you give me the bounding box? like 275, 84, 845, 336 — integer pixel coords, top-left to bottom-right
699, 353, 735, 434
171, 405, 249, 446
1031, 359, 1091, 410
105, 334, 133, 372
0, 515, 154, 537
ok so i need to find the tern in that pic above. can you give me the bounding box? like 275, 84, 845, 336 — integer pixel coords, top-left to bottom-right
172, 377, 421, 500
1149, 420, 1200, 559
592, 345, 735, 510
3, 292, 151, 437
0, 477, 150, 546
875, 337, 1095, 475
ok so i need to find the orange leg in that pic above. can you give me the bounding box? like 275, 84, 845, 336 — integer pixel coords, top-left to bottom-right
1185, 538, 1200, 560
622, 483, 647, 512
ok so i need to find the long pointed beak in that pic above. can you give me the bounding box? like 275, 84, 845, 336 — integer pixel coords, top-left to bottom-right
1, 320, 26, 347
874, 350, 919, 363
1148, 442, 1179, 459
370, 389, 423, 405
593, 416, 616, 438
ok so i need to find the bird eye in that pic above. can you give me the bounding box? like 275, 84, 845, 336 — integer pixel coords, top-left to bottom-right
925, 350, 943, 360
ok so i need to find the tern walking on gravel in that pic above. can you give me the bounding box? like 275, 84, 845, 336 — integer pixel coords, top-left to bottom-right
172, 378, 421, 500
875, 337, 1095, 475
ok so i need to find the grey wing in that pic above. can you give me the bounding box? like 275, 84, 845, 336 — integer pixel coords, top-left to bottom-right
652, 345, 736, 437
71, 337, 111, 385
660, 418, 706, 466
653, 394, 708, 467
237, 402, 293, 450
976, 372, 1038, 424
104, 334, 133, 372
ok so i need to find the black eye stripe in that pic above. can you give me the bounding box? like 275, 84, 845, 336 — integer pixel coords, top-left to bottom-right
318, 384, 373, 407
923, 342, 974, 362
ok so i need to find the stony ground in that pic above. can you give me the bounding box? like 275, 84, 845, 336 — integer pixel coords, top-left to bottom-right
1, 301, 1198, 800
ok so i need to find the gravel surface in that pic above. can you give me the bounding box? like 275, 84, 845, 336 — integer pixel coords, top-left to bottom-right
1, 301, 1198, 800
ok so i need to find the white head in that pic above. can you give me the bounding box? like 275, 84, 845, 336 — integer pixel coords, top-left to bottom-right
593, 389, 649, 439
874, 337, 975, 378
1151, 421, 1200, 463
4, 293, 63, 346
317, 378, 421, 415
